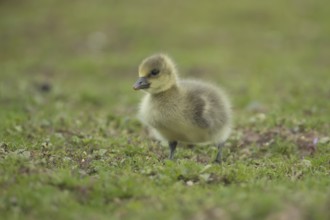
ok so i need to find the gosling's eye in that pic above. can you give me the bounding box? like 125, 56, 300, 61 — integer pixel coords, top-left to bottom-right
150, 69, 160, 76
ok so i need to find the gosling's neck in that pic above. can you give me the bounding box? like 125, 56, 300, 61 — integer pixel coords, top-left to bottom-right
151, 84, 180, 99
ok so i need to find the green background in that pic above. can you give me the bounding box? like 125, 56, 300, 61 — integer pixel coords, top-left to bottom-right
1, 0, 329, 219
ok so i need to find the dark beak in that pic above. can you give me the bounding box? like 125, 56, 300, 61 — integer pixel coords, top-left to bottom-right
133, 77, 150, 90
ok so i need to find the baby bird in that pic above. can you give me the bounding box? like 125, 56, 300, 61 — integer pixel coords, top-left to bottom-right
133, 54, 232, 163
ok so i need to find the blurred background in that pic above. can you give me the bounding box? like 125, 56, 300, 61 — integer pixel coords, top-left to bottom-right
1, 0, 329, 118
1, 1, 330, 219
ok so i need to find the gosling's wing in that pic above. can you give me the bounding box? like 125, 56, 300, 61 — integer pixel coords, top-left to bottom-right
181, 79, 232, 132
185, 92, 213, 129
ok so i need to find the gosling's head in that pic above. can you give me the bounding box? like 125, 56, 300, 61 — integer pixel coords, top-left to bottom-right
133, 54, 178, 94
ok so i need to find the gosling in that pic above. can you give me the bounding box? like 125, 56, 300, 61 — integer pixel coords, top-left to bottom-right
133, 54, 232, 163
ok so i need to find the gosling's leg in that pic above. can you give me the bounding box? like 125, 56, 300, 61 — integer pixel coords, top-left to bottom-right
214, 142, 224, 163
168, 141, 178, 160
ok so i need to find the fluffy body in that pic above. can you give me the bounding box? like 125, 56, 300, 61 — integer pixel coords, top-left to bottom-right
138, 79, 232, 144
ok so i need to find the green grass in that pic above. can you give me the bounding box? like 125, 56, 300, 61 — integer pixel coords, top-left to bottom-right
0, 0, 329, 219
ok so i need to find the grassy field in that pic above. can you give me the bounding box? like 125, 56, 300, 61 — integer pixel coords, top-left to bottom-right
1, 0, 329, 219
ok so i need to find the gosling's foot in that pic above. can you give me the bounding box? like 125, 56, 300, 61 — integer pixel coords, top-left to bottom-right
168, 141, 177, 160
214, 142, 224, 164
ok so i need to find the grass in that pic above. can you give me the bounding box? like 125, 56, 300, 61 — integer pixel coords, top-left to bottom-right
0, 0, 329, 219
